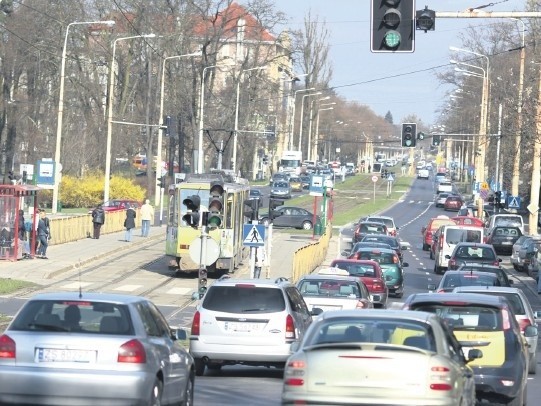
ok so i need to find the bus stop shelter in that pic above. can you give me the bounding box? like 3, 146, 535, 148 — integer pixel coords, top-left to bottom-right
0, 184, 40, 261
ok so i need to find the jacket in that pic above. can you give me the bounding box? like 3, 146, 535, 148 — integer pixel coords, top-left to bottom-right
124, 208, 136, 230
140, 203, 154, 221
37, 218, 49, 237
92, 207, 105, 225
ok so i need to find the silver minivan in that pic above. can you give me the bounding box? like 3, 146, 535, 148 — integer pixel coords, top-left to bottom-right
189, 278, 317, 376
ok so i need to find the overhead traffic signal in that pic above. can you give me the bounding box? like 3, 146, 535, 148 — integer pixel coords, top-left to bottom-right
371, 0, 415, 53
208, 180, 225, 228
401, 123, 417, 147
182, 195, 201, 228
416, 7, 435, 32
432, 134, 441, 146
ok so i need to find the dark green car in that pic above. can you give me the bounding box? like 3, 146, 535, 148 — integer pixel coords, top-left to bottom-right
348, 247, 408, 298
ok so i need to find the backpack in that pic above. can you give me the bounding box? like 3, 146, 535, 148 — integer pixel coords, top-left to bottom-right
24, 221, 32, 233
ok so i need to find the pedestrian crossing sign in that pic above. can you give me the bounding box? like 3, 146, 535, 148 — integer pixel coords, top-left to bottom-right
507, 196, 521, 209
242, 224, 266, 247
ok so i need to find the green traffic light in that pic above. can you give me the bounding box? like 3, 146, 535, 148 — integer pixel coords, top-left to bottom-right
384, 31, 401, 48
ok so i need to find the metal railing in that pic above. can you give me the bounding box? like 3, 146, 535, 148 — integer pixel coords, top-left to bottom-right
291, 224, 332, 283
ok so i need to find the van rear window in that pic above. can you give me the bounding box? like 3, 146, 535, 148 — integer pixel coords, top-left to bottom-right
445, 229, 482, 244
203, 286, 286, 313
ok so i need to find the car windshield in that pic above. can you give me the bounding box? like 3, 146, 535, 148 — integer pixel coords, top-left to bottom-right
494, 216, 522, 226
202, 286, 286, 313
411, 304, 502, 331
303, 317, 435, 351
367, 218, 394, 229
359, 224, 386, 234
454, 246, 496, 260
298, 279, 361, 298
356, 251, 396, 264
362, 236, 398, 249
462, 292, 526, 315
445, 229, 482, 244
9, 300, 134, 335
273, 182, 288, 188
332, 262, 376, 277
442, 274, 500, 289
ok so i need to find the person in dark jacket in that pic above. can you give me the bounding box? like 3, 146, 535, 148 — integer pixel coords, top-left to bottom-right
124, 204, 136, 242
91, 204, 105, 239
36, 210, 50, 259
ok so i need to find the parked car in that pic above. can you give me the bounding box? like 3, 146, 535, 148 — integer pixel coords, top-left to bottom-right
329, 259, 389, 308
190, 277, 318, 376
421, 215, 455, 251
510, 235, 532, 272
259, 206, 319, 230
0, 292, 194, 405
428, 270, 501, 293
270, 181, 292, 199
347, 247, 407, 298
88, 199, 141, 214
288, 177, 303, 192
444, 195, 464, 211
485, 225, 523, 255
282, 309, 479, 406
362, 215, 399, 236
452, 286, 539, 374
296, 268, 373, 313
403, 292, 532, 405
353, 221, 388, 243
445, 242, 501, 270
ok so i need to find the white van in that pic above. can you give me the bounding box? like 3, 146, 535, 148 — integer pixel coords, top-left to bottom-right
433, 225, 485, 274
485, 214, 525, 235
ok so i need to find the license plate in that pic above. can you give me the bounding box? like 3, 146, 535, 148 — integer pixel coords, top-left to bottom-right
502, 241, 512, 245
224, 322, 263, 332
37, 348, 96, 363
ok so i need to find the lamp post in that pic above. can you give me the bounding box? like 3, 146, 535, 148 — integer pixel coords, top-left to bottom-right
288, 85, 313, 150
511, 18, 526, 196
313, 105, 335, 162
298, 91, 322, 154
52, 20, 115, 214
232, 66, 266, 174
155, 51, 202, 204
104, 33, 156, 203
306, 96, 330, 161
450, 46, 490, 184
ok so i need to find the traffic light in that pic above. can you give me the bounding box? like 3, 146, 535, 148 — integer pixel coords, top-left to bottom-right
244, 198, 260, 221
22, 171, 27, 184
371, 0, 415, 53
182, 195, 201, 228
208, 180, 225, 228
417, 132, 425, 140
198, 267, 208, 299
494, 191, 503, 208
416, 7, 435, 32
157, 176, 166, 189
432, 134, 441, 146
401, 123, 417, 147
269, 198, 284, 221
164, 115, 172, 137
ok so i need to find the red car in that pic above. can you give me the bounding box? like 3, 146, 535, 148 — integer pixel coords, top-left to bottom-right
330, 259, 388, 308
421, 215, 455, 251
87, 199, 142, 214
444, 195, 464, 211
451, 216, 484, 228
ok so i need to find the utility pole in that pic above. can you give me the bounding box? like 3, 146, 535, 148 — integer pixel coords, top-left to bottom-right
528, 64, 541, 236
511, 19, 526, 196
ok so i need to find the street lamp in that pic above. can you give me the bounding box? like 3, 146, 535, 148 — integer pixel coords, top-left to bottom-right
298, 91, 322, 152
156, 50, 202, 204
104, 33, 156, 203
232, 66, 267, 174
290, 87, 314, 150
450, 46, 490, 184
52, 19, 115, 214
306, 96, 331, 162
313, 105, 335, 162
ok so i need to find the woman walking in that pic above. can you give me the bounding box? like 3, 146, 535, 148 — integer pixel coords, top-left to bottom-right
124, 204, 136, 242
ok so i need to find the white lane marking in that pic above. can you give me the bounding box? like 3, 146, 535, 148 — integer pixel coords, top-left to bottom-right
60, 282, 93, 289
166, 287, 192, 295
114, 284, 141, 292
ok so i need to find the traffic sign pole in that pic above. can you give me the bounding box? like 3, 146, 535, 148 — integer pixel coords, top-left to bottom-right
372, 175, 378, 204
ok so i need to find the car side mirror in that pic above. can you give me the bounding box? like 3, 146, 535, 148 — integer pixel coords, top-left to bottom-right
466, 348, 483, 362
402, 262, 409, 267
371, 294, 381, 303
172, 328, 188, 341
508, 279, 514, 284
401, 246, 408, 250
445, 255, 451, 259
341, 250, 351, 257
524, 325, 538, 338
290, 341, 300, 352
427, 284, 436, 291
311, 307, 323, 317
498, 258, 502, 262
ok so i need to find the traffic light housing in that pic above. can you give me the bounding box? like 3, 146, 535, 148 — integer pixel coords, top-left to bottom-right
371, 0, 415, 53
432, 134, 441, 146
157, 176, 166, 189
416, 7, 435, 32
401, 123, 417, 147
182, 195, 201, 228
244, 198, 260, 221
198, 267, 208, 299
269, 198, 284, 221
208, 180, 225, 228
164, 115, 172, 137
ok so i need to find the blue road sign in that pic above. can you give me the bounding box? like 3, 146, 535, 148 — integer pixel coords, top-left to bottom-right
507, 196, 521, 209
243, 224, 266, 247
386, 174, 395, 182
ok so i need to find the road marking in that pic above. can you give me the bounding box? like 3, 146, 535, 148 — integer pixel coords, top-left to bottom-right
60, 282, 92, 289
166, 287, 192, 295
114, 284, 141, 292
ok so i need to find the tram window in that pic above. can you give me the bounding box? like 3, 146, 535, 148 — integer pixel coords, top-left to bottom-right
226, 199, 233, 229
168, 194, 177, 226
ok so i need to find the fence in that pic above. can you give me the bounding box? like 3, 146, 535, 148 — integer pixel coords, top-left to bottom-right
291, 224, 332, 283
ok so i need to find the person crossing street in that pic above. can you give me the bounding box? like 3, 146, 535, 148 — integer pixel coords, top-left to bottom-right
140, 199, 154, 237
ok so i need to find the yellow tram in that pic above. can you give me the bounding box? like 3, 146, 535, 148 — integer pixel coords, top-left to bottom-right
165, 173, 250, 274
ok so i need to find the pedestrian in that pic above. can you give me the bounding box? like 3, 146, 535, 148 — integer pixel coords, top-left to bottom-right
140, 199, 154, 237
17, 209, 29, 259
36, 210, 50, 259
368, 164, 372, 173
124, 204, 136, 242
91, 204, 105, 239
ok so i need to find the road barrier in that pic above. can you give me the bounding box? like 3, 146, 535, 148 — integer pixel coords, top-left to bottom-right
291, 224, 332, 283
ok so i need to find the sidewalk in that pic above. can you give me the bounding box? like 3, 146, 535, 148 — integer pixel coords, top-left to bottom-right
0, 225, 341, 285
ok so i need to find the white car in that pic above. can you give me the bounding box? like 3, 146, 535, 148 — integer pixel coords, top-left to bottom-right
417, 168, 429, 179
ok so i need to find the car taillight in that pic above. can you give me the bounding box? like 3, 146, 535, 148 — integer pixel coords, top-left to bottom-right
118, 339, 146, 363
356, 300, 367, 309
286, 314, 296, 340
191, 311, 201, 336
518, 318, 532, 333
372, 281, 385, 292
0, 335, 15, 359
502, 308, 512, 331
492, 261, 500, 267
448, 259, 456, 268
436, 289, 445, 293
393, 255, 399, 264
439, 236, 443, 250
429, 365, 452, 391
284, 360, 305, 386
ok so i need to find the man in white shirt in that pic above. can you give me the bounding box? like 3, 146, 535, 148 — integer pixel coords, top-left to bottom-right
140, 199, 154, 237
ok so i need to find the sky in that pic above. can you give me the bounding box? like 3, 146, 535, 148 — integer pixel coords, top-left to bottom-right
262, 0, 526, 127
